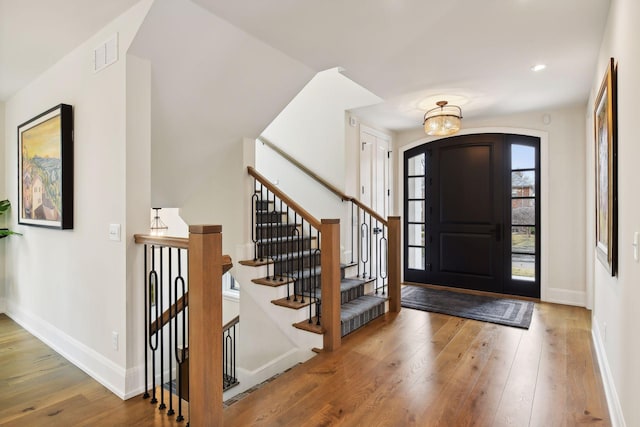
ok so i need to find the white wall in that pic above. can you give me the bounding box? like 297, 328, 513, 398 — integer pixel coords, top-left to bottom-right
396, 105, 587, 306
589, 0, 640, 425
3, 0, 153, 399
128, 0, 315, 210
124, 53, 152, 396
257, 69, 381, 221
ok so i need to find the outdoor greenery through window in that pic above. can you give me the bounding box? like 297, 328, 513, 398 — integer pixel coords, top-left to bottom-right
511, 144, 536, 280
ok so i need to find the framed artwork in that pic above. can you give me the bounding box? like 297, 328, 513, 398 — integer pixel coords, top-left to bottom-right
18, 104, 73, 229
594, 58, 617, 276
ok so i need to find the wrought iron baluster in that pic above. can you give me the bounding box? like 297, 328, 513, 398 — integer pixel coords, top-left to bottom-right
360, 221, 369, 279
293, 212, 299, 302
299, 219, 305, 304
375, 219, 379, 293
174, 249, 186, 423
357, 205, 361, 278
149, 246, 159, 405
167, 248, 175, 416
143, 244, 150, 399
316, 232, 322, 326
158, 248, 166, 411
350, 202, 355, 264
279, 197, 285, 282
251, 179, 259, 262
368, 213, 373, 280
269, 190, 276, 281
380, 227, 388, 295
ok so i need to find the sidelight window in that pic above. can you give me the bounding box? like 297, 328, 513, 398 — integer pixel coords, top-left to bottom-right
406, 153, 426, 270
510, 144, 537, 281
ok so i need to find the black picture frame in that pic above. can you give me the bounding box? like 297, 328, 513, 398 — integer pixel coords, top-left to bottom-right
594, 58, 617, 276
17, 104, 73, 229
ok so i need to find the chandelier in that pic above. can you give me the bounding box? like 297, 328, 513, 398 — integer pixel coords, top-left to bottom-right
423, 100, 463, 136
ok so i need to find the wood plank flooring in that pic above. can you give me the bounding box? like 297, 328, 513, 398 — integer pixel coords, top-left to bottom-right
0, 300, 610, 427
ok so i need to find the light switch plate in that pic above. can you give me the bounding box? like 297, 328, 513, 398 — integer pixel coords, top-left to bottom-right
109, 224, 121, 241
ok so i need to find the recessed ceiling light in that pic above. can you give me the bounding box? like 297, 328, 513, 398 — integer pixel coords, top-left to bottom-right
531, 64, 546, 72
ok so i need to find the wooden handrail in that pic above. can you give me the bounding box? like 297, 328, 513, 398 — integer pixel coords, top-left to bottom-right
350, 197, 387, 225
257, 136, 387, 226
248, 166, 322, 230
258, 136, 349, 201
150, 293, 188, 336
223, 315, 240, 332
134, 234, 189, 249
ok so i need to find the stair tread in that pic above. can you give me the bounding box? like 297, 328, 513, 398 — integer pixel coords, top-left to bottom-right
256, 235, 316, 244
255, 222, 298, 228
269, 249, 320, 262
340, 295, 386, 322
340, 277, 374, 292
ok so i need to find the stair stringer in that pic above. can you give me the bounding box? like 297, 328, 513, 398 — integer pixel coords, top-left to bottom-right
227, 262, 321, 399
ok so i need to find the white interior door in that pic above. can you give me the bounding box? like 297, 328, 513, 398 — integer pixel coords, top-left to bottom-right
360, 128, 391, 217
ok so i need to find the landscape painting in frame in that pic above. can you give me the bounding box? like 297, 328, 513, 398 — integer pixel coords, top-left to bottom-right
594, 58, 617, 276
18, 104, 73, 229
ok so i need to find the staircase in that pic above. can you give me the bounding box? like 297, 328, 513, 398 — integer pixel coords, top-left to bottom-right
241, 182, 387, 341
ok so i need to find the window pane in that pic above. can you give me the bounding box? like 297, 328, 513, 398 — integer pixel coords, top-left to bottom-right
512, 144, 535, 170
408, 201, 424, 222
511, 171, 535, 197
512, 226, 535, 254
512, 254, 535, 280
408, 153, 425, 175
512, 199, 535, 225
408, 224, 425, 246
408, 177, 425, 199
408, 247, 425, 270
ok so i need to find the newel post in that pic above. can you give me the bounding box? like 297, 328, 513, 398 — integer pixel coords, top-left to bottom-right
188, 225, 223, 426
321, 219, 341, 351
388, 216, 402, 312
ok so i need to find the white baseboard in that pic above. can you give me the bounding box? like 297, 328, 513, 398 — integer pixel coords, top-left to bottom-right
592, 319, 626, 427
544, 287, 586, 307
6, 303, 127, 399
0, 297, 6, 313
124, 365, 146, 400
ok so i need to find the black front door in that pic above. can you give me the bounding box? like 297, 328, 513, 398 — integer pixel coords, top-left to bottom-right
404, 133, 540, 297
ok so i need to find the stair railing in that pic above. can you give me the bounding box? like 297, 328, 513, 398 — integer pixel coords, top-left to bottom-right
135, 225, 233, 426
248, 166, 342, 351
223, 315, 240, 391
257, 136, 401, 312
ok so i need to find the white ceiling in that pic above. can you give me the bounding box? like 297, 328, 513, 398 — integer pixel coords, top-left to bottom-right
0, 0, 140, 101
1, 0, 611, 131
193, 0, 611, 130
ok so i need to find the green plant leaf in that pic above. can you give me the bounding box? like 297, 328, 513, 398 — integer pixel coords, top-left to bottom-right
0, 199, 9, 215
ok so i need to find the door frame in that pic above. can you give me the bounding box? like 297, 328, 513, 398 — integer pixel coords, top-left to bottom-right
399, 127, 550, 302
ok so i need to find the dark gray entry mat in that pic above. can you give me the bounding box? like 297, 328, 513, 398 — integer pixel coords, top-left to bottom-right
401, 286, 534, 329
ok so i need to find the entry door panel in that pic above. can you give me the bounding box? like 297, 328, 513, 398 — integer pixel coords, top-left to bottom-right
432, 136, 504, 292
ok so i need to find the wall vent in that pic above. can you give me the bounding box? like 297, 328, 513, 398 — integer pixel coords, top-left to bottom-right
93, 33, 118, 73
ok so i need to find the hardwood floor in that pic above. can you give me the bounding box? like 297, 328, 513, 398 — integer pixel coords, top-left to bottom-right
0, 300, 610, 427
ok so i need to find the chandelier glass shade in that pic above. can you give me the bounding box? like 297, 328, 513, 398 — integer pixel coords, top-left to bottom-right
423, 100, 463, 136
150, 207, 168, 235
